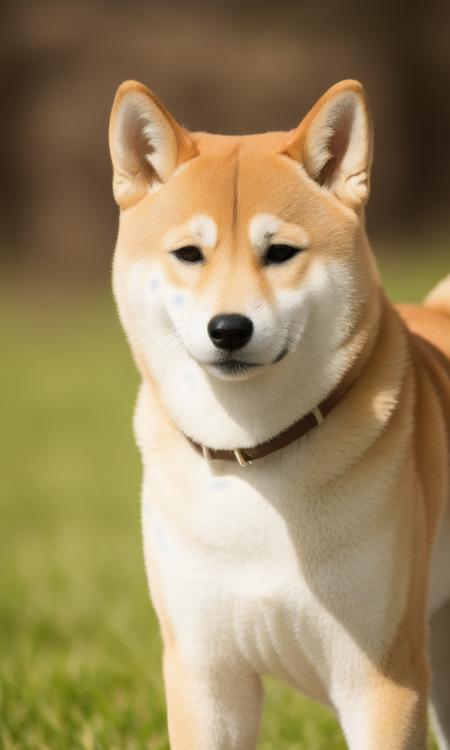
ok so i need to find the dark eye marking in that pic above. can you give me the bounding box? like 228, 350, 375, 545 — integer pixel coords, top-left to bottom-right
263, 244, 303, 266
172, 246, 204, 264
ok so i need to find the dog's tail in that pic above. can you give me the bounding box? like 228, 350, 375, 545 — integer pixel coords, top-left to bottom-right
424, 274, 450, 317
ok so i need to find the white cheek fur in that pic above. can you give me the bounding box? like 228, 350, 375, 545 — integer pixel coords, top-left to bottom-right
169, 291, 187, 308
125, 255, 353, 378
122, 250, 366, 450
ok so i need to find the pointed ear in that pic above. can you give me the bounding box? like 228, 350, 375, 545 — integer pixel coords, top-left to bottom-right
283, 80, 373, 209
109, 80, 197, 209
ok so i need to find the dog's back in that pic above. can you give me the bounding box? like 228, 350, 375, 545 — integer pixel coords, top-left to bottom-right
406, 275, 450, 748
398, 274, 450, 361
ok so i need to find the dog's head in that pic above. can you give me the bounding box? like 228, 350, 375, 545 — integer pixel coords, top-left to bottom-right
109, 80, 378, 439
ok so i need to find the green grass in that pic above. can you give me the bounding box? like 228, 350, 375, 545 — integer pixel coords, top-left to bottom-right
1, 248, 448, 748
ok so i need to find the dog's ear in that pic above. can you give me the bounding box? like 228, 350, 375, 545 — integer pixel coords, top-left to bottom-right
282, 80, 373, 209
109, 80, 197, 209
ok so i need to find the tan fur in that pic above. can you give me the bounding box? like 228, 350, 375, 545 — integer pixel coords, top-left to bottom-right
109, 79, 450, 749
163, 646, 202, 750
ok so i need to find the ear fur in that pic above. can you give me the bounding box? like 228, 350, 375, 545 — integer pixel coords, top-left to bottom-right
283, 80, 373, 209
109, 80, 197, 209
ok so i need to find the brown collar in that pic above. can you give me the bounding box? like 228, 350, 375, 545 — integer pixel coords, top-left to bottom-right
185, 370, 356, 467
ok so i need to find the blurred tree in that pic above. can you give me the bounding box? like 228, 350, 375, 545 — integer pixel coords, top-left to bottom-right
360, 0, 450, 223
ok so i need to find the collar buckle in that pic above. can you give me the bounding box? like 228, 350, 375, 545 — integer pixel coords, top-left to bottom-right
234, 449, 252, 467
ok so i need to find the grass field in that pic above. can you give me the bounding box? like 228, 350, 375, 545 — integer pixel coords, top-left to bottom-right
1, 247, 448, 749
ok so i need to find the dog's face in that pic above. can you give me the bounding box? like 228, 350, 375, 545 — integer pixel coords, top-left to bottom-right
110, 80, 375, 391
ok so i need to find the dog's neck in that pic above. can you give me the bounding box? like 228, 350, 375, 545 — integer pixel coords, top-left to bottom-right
146, 286, 385, 452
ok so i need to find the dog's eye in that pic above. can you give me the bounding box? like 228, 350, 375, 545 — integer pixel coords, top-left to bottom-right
263, 244, 302, 266
172, 246, 204, 264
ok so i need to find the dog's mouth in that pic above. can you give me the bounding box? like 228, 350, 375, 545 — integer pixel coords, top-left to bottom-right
205, 344, 290, 378
213, 358, 260, 375
273, 344, 290, 364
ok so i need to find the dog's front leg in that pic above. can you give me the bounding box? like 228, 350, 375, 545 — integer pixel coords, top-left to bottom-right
336, 666, 429, 750
162, 645, 263, 750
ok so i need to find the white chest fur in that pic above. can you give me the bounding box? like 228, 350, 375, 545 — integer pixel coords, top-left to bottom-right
136, 382, 416, 709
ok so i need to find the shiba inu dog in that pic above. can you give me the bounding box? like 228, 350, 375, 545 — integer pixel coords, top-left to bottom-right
109, 79, 450, 749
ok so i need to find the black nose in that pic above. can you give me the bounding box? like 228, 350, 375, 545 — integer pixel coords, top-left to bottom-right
207, 314, 254, 351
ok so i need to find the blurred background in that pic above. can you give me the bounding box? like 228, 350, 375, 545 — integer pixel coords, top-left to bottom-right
2, 0, 450, 279
1, 1, 448, 747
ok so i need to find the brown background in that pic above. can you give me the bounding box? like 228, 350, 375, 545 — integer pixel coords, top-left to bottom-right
1, 0, 449, 281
